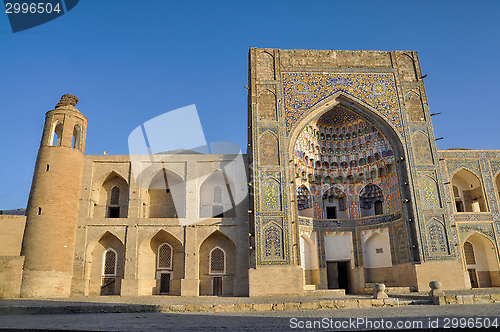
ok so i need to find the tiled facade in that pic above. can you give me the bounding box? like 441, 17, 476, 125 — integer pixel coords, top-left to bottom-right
0, 48, 499, 299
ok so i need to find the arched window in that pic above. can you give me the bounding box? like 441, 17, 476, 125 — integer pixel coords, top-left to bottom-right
359, 184, 384, 217
110, 187, 120, 205
72, 124, 81, 149
52, 123, 63, 146
209, 247, 225, 275
157, 243, 173, 270
464, 241, 476, 265
102, 248, 117, 276
213, 186, 223, 204
107, 186, 120, 218
451, 169, 487, 212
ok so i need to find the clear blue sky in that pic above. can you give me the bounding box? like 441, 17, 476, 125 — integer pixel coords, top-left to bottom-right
1, 0, 499, 209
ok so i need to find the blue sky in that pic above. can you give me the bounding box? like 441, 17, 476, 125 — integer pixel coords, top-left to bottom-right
1, 0, 499, 209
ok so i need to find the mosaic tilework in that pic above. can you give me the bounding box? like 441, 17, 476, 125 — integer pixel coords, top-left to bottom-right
257, 51, 275, 80
404, 90, 425, 122
420, 175, 441, 208
261, 177, 282, 211
458, 223, 495, 240
262, 217, 283, 227
490, 160, 500, 178
263, 223, 283, 259
427, 220, 449, 256
350, 201, 359, 219
259, 131, 279, 166
257, 89, 278, 121
314, 202, 322, 219
446, 160, 481, 178
412, 131, 433, 165
395, 229, 410, 263
282, 72, 402, 136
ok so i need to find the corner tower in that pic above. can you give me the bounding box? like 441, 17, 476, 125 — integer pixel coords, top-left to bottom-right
20, 94, 87, 298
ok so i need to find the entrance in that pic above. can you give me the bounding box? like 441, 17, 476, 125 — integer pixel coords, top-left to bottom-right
213, 276, 223, 296
326, 261, 350, 293
100, 277, 116, 295
468, 268, 479, 288
326, 207, 337, 219
159, 272, 171, 294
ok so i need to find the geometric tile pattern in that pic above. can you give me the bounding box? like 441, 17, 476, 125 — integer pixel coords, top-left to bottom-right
420, 175, 441, 208
261, 177, 282, 211
458, 223, 495, 241
427, 220, 449, 256
282, 72, 402, 136
446, 159, 481, 178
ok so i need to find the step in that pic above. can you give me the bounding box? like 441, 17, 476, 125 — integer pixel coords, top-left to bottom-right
305, 288, 346, 296
362, 286, 417, 295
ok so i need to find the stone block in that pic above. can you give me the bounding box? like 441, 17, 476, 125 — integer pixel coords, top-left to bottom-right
358, 299, 372, 308
213, 304, 234, 312
253, 303, 273, 311
432, 296, 446, 305
272, 303, 285, 311
284, 302, 300, 311
474, 295, 492, 304
344, 301, 358, 309
333, 300, 346, 309
169, 304, 185, 312
319, 301, 334, 309
235, 303, 252, 311
371, 299, 384, 307
199, 305, 214, 312
462, 295, 474, 305
490, 294, 500, 303
184, 304, 200, 312
383, 298, 399, 307
445, 296, 458, 305
299, 302, 319, 310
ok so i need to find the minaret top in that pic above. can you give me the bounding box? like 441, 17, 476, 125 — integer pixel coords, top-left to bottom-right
55, 94, 79, 109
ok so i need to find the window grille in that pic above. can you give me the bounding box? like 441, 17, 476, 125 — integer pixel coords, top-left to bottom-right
103, 249, 117, 276
453, 185, 460, 198
110, 187, 120, 205
158, 243, 172, 269
464, 242, 476, 265
210, 247, 225, 274
213, 186, 223, 204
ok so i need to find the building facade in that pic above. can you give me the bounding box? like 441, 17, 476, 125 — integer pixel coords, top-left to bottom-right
0, 48, 499, 298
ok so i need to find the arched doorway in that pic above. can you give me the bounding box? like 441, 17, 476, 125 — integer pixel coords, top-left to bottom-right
463, 232, 500, 288
137, 230, 184, 295
451, 169, 487, 212
292, 104, 401, 221
86, 231, 125, 296
199, 230, 236, 296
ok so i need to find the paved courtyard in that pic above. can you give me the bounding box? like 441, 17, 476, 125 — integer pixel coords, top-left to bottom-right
1, 303, 499, 331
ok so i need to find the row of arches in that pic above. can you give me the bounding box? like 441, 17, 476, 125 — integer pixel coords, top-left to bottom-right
50, 122, 82, 150
89, 229, 236, 296
299, 229, 500, 291
297, 184, 385, 219
92, 169, 236, 219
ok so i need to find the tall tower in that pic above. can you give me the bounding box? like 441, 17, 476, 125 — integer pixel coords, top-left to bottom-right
20, 94, 87, 298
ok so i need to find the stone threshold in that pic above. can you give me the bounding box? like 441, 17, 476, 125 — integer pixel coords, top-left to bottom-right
0, 298, 412, 315
433, 294, 500, 305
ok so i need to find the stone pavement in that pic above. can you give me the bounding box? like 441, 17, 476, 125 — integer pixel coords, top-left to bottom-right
0, 304, 499, 331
